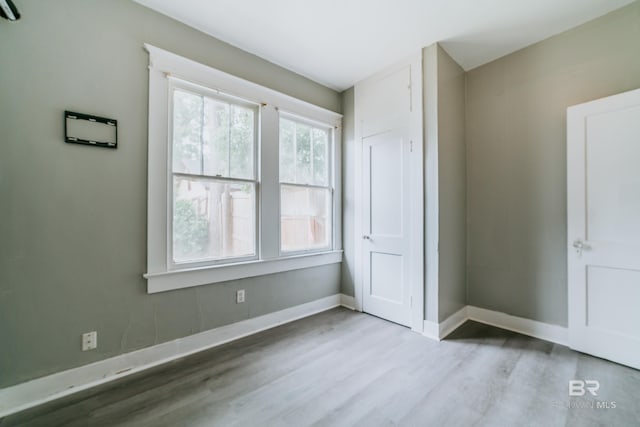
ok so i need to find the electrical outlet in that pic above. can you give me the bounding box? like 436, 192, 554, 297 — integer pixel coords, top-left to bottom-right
236, 289, 245, 304
82, 331, 97, 351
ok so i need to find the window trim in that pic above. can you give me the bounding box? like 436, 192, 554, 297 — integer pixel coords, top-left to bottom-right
143, 44, 342, 294
145, 250, 343, 294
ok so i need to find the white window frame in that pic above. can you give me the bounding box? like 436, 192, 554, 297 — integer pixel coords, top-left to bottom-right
278, 112, 335, 256
143, 44, 342, 294
169, 79, 260, 269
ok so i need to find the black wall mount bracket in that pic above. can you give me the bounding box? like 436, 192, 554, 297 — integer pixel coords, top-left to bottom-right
64, 110, 118, 149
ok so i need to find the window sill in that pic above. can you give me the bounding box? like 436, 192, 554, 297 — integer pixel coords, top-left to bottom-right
144, 250, 343, 294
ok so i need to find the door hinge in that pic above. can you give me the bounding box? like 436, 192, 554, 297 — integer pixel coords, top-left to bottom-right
410, 140, 413, 152
410, 296, 413, 307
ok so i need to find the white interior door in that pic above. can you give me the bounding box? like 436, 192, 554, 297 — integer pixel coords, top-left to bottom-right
567, 88, 640, 370
357, 65, 414, 327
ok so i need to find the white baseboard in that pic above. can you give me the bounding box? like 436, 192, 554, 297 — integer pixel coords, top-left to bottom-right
467, 306, 568, 346
439, 306, 469, 339
422, 305, 568, 346
0, 293, 353, 418
422, 320, 440, 340
339, 294, 356, 310
422, 306, 468, 341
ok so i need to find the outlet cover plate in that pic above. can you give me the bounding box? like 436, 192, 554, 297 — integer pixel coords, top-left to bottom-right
236, 289, 245, 304
82, 331, 97, 351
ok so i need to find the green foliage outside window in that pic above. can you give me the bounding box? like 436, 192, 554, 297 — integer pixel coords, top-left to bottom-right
173, 199, 209, 260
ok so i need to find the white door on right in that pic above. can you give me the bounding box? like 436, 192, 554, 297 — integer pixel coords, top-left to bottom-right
567, 88, 640, 370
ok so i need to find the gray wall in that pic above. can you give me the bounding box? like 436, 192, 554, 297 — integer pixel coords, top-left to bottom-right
422, 44, 439, 322
0, 0, 341, 388
340, 88, 356, 297
436, 46, 467, 322
422, 44, 467, 322
466, 1, 640, 326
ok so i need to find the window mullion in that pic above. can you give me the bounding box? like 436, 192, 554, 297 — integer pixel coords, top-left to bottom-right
293, 122, 298, 183
200, 95, 205, 175
227, 104, 232, 176
310, 127, 314, 185
259, 105, 280, 260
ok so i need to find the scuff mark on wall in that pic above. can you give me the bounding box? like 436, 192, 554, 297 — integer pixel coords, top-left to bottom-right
153, 303, 159, 345
195, 288, 204, 332
120, 313, 132, 352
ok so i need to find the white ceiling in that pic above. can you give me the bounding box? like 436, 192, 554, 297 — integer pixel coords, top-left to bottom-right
134, 0, 634, 91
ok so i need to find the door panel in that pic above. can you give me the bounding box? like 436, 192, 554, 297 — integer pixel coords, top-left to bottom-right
369, 136, 403, 236
586, 106, 640, 244
586, 266, 640, 338
370, 252, 404, 303
568, 88, 640, 369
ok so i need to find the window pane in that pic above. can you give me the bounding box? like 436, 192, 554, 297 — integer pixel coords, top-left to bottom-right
174, 89, 256, 180
202, 97, 230, 177
229, 105, 254, 179
280, 185, 331, 252
172, 90, 203, 174
295, 123, 312, 184
279, 118, 331, 186
173, 176, 255, 263
279, 119, 295, 182
312, 127, 329, 186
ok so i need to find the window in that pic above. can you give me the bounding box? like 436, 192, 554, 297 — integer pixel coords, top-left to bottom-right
279, 117, 332, 253
144, 44, 342, 293
171, 85, 258, 265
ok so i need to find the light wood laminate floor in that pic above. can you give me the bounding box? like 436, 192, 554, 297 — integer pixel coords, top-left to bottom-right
2, 308, 639, 427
